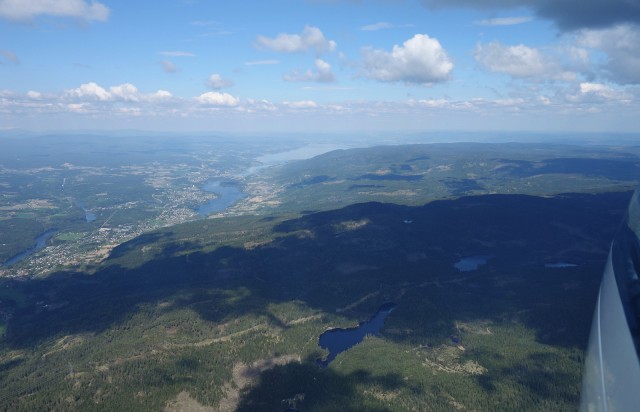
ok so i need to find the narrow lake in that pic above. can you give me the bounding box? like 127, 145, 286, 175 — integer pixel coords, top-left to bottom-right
2, 229, 57, 266
197, 181, 246, 216
244, 143, 347, 176
317, 302, 397, 367
75, 200, 96, 222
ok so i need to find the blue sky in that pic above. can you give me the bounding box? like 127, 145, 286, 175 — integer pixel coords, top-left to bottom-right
1, 0, 639, 133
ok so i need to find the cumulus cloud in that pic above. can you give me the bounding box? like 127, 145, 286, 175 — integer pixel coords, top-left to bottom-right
0, 0, 110, 22
0, 49, 19, 64
580, 82, 617, 96
151, 90, 173, 100
66, 103, 88, 113
283, 59, 336, 83
64, 82, 174, 103
109, 83, 140, 102
207, 74, 234, 90
361, 34, 453, 84
474, 16, 533, 26
474, 41, 575, 80
256, 26, 337, 54
565, 82, 632, 103
576, 24, 640, 84
65, 82, 111, 101
25, 90, 42, 100
1, 83, 638, 129
420, 0, 640, 31
196, 92, 240, 106
161, 60, 177, 73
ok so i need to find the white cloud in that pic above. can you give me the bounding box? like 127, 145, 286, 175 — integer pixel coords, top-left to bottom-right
576, 24, 640, 84
196, 92, 240, 106
566, 82, 632, 103
207, 74, 234, 90
474, 41, 575, 80
27, 90, 42, 100
64, 82, 175, 103
474, 16, 533, 26
256, 26, 336, 54
414, 98, 450, 108
245, 59, 280, 66
151, 90, 173, 100
283, 59, 336, 83
158, 51, 195, 57
161, 60, 177, 73
26, 90, 42, 99
67, 103, 88, 113
245, 99, 278, 112
580, 82, 612, 95
65, 82, 110, 101
0, 0, 109, 22
3, 78, 637, 131
109, 83, 140, 102
283, 100, 318, 109
361, 34, 453, 84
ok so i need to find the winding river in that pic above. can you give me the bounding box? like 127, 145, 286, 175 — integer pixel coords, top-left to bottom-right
2, 229, 57, 267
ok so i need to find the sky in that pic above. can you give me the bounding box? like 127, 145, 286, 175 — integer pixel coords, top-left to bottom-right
1, 0, 640, 134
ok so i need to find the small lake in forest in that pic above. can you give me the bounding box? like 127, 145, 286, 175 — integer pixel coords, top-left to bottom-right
454, 255, 492, 272
317, 302, 396, 367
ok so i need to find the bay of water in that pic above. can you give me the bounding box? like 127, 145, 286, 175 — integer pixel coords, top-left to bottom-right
256, 143, 345, 165
244, 143, 346, 176
197, 181, 246, 216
